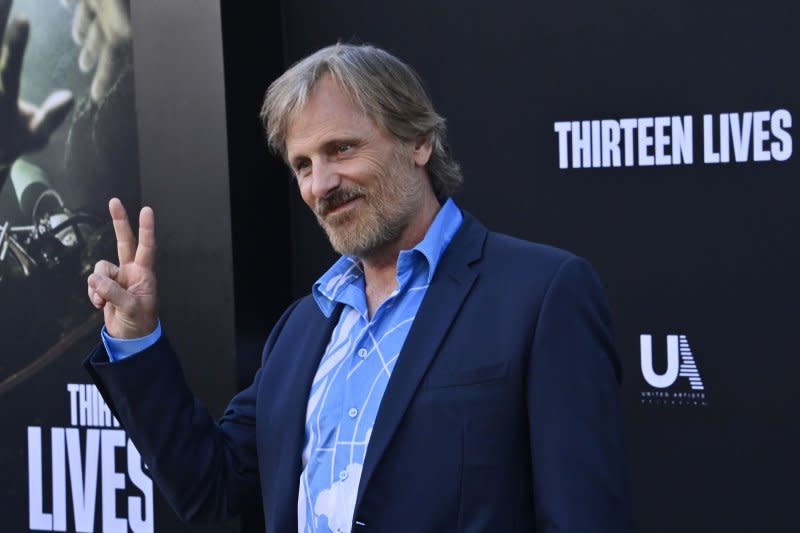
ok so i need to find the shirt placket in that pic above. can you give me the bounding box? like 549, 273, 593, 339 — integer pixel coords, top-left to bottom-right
333, 322, 368, 486
314, 316, 364, 533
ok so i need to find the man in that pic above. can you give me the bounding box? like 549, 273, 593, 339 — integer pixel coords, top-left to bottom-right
85, 44, 634, 532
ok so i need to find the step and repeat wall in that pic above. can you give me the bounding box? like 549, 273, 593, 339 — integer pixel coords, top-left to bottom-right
282, 1, 798, 531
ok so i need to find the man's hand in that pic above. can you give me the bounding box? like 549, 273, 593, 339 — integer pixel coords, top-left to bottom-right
65, 0, 131, 102
0, 3, 74, 166
88, 198, 158, 339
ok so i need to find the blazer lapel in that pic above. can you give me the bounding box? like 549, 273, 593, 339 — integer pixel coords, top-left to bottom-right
354, 213, 488, 511
269, 300, 342, 533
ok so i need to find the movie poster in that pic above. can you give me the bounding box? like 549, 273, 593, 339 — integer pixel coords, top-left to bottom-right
0, 1, 150, 531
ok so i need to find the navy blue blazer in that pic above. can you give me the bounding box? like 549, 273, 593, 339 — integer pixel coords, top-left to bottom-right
85, 212, 634, 532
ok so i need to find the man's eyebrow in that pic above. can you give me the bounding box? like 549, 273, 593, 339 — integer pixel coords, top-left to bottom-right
290, 136, 361, 157
289, 154, 308, 167
285, 144, 307, 162
324, 137, 360, 149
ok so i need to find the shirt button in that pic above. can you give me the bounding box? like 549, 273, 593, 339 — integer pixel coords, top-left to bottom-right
339, 470, 348, 481
348, 407, 358, 418
358, 348, 368, 358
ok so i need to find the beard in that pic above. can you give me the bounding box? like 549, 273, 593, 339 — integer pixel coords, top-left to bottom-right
314, 149, 423, 259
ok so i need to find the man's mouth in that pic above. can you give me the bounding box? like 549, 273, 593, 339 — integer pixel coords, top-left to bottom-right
318, 191, 364, 218
327, 196, 362, 215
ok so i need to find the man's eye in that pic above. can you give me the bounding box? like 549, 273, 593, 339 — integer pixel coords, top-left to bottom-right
295, 160, 310, 172
337, 143, 352, 153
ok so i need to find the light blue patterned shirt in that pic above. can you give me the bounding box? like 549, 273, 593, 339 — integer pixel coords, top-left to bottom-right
298, 198, 462, 533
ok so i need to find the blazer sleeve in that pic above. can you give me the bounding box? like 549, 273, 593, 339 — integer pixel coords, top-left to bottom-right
83, 299, 301, 524
527, 257, 635, 532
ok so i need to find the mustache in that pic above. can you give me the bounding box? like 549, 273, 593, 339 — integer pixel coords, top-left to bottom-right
316, 187, 366, 217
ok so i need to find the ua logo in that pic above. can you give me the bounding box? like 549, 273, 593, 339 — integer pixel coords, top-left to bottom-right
640, 334, 704, 390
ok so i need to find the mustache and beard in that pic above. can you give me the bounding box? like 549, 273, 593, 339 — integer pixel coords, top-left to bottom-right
313, 148, 423, 259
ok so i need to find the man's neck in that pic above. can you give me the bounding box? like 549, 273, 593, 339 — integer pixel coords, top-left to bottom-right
360, 192, 441, 318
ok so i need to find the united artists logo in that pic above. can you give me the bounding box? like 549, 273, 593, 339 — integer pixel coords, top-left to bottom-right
639, 334, 708, 407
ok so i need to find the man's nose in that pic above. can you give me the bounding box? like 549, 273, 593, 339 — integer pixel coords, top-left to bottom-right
310, 160, 341, 199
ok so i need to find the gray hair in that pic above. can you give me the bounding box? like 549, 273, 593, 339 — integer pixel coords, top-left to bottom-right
260, 43, 462, 198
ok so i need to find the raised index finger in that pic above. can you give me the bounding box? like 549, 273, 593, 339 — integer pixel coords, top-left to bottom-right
1, 17, 29, 103
134, 206, 156, 269
109, 197, 135, 264
0, 2, 10, 42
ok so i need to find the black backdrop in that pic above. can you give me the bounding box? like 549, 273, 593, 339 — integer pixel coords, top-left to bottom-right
3, 0, 795, 531
229, 0, 797, 531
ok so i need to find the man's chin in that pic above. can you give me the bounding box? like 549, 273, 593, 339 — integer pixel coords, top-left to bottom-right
326, 233, 362, 257
324, 222, 381, 258
326, 227, 402, 260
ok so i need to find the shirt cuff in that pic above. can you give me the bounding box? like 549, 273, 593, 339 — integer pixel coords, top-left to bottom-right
101, 321, 162, 362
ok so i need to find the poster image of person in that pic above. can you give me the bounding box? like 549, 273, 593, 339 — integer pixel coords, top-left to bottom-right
0, 1, 152, 531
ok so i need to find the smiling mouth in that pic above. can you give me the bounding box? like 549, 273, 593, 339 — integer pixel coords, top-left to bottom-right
320, 194, 364, 218
330, 196, 362, 214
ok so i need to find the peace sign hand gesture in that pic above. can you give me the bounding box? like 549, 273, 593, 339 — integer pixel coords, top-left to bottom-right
88, 198, 159, 339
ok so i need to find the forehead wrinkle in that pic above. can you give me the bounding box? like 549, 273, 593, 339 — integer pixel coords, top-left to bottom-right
286, 80, 383, 160
286, 123, 343, 160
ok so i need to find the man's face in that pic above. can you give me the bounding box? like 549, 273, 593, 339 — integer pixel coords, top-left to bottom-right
285, 75, 425, 259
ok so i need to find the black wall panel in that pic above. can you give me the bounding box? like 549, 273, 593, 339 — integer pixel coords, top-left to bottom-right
279, 1, 800, 531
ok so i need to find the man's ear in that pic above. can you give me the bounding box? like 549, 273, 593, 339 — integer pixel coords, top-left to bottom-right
412, 135, 433, 167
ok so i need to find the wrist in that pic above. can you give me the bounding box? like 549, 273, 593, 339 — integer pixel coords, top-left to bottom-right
102, 320, 162, 362
107, 318, 160, 340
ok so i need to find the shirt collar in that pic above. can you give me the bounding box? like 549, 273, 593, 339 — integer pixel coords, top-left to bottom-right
312, 198, 463, 317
